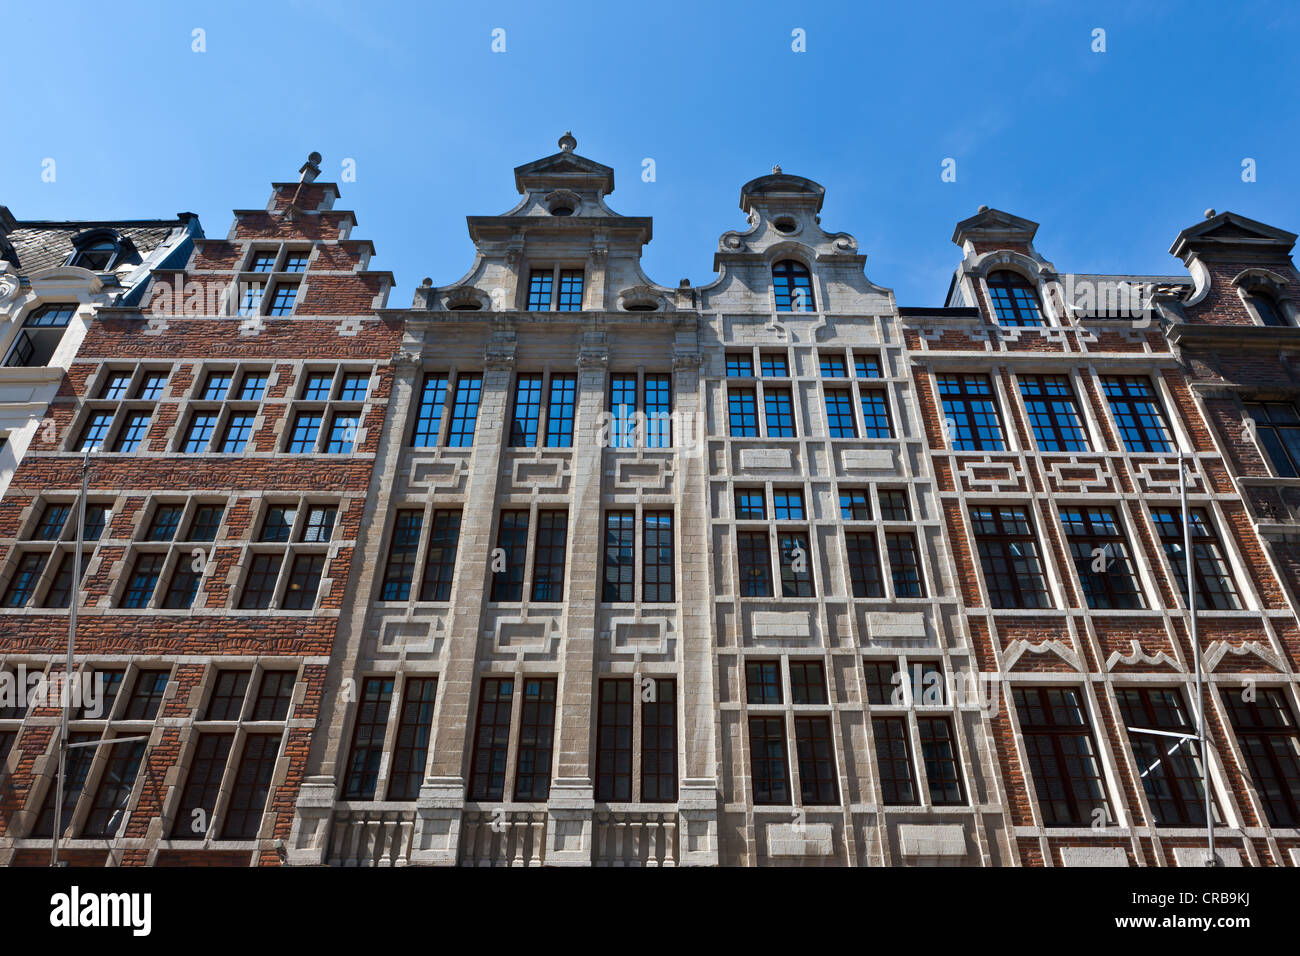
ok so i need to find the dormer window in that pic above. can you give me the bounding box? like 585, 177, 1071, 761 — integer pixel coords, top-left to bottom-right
68, 231, 125, 271
986, 270, 1043, 327
1251, 291, 1287, 327
773, 260, 815, 312
527, 267, 584, 311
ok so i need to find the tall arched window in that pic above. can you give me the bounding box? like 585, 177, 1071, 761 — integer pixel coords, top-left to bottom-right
986, 270, 1043, 327
773, 260, 815, 312
1251, 291, 1287, 327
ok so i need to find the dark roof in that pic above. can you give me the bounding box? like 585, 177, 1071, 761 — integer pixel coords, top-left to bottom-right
1, 216, 193, 278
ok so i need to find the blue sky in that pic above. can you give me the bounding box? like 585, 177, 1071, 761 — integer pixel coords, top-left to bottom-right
5, 0, 1298, 305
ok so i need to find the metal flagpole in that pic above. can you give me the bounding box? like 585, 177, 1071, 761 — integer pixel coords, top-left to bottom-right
1181, 447, 1215, 866
51, 448, 91, 866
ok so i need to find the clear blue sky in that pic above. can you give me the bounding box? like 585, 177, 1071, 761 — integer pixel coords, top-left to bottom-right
5, 0, 1297, 305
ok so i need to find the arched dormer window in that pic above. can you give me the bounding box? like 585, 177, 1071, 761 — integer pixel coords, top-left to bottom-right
1250, 291, 1287, 327
773, 259, 815, 312
67, 230, 127, 271
986, 270, 1043, 326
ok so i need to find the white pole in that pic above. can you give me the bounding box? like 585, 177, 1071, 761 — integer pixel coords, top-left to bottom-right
51, 450, 90, 866
1182, 448, 1214, 865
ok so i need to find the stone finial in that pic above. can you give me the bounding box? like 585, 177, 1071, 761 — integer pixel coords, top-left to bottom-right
299, 151, 322, 184
978, 204, 989, 213
772, 164, 782, 174
1204, 208, 1216, 219
558, 131, 577, 152
421, 277, 433, 287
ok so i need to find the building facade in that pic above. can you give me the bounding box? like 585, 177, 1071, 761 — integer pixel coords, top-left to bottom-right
0, 137, 1297, 866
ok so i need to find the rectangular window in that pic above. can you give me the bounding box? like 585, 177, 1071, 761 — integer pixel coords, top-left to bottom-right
527, 270, 554, 311
282, 252, 309, 273
735, 489, 766, 520
1117, 688, 1215, 827
147, 505, 183, 542
4, 553, 47, 607
1060, 507, 1145, 609
325, 414, 358, 453
162, 558, 202, 610
609, 374, 638, 448
860, 390, 893, 438
122, 554, 164, 608
281, 553, 324, 609
972, 506, 1051, 609
918, 716, 965, 805
819, 354, 848, 378
101, 372, 132, 399
201, 372, 232, 401
596, 680, 633, 801
509, 374, 543, 447
220, 413, 255, 453
874, 716, 916, 804
737, 531, 773, 597
337, 372, 368, 402
137, 372, 168, 400
124, 669, 170, 720
169, 733, 234, 839
78, 411, 114, 452
411, 374, 448, 447
544, 374, 576, 447
726, 354, 754, 377
36, 732, 97, 838
764, 388, 796, 437
855, 354, 882, 378
34, 503, 70, 540
531, 510, 568, 603
249, 251, 276, 272
746, 660, 782, 704
513, 678, 557, 801
286, 412, 322, 453
469, 678, 514, 801
556, 269, 584, 311
790, 660, 827, 705
761, 354, 789, 377
1020, 375, 1090, 452
445, 374, 482, 447
642, 679, 676, 802
81, 737, 146, 838
771, 489, 804, 520
259, 506, 296, 543
301, 373, 333, 401
420, 509, 461, 602
44, 550, 89, 609
749, 717, 791, 805
342, 677, 393, 800
220, 732, 281, 839
388, 677, 437, 801
1150, 507, 1241, 610
267, 284, 297, 316
886, 532, 925, 597
182, 412, 218, 453
253, 670, 296, 721
602, 511, 635, 603
1244, 401, 1300, 477
839, 489, 872, 520
937, 374, 1005, 450
795, 716, 838, 805
238, 554, 283, 610
1219, 687, 1300, 827
864, 662, 899, 706
779, 531, 814, 597
1103, 376, 1175, 453
1013, 687, 1112, 826
300, 505, 335, 543
237, 371, 267, 401
205, 671, 249, 720
642, 512, 674, 603
824, 389, 858, 438
490, 510, 529, 602
83, 504, 110, 541
238, 284, 263, 317
645, 373, 671, 448
728, 388, 759, 437
846, 532, 885, 598
114, 412, 151, 452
